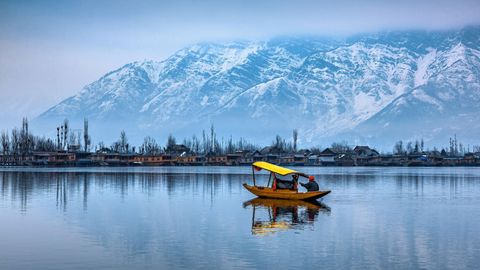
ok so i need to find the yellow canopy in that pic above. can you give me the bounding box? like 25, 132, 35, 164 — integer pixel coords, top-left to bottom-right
252, 161, 299, 176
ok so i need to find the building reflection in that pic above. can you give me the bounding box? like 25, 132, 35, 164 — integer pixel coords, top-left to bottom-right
0, 170, 246, 212
243, 198, 331, 235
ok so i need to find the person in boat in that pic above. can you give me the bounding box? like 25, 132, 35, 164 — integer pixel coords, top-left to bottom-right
275, 177, 294, 190
275, 174, 298, 190
301, 176, 319, 192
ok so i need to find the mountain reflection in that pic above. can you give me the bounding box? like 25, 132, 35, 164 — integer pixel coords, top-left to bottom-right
243, 198, 331, 235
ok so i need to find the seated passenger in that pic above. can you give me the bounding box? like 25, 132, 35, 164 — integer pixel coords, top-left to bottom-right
275, 178, 294, 189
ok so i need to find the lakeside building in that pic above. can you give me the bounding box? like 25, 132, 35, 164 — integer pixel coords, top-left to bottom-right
1, 146, 479, 167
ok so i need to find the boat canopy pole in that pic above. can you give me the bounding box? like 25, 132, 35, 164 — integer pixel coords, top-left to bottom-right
267, 173, 272, 187
252, 166, 256, 186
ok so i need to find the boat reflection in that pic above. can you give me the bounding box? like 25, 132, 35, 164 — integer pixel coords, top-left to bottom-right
243, 198, 331, 235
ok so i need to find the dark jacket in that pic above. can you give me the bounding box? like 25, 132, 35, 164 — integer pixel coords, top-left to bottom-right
301, 181, 319, 192
276, 179, 294, 189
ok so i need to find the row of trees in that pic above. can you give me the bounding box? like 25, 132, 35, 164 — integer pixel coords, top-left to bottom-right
55, 119, 92, 152
393, 139, 425, 155
0, 118, 52, 156
1, 118, 92, 156
393, 136, 478, 156
137, 125, 259, 155
108, 128, 479, 156
100, 125, 292, 155
1, 118, 479, 157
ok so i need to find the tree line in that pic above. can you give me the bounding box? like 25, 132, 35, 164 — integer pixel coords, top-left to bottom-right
393, 135, 478, 157
0, 118, 91, 156
1, 118, 479, 157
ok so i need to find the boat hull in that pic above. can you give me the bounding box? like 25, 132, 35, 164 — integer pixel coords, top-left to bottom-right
243, 183, 330, 201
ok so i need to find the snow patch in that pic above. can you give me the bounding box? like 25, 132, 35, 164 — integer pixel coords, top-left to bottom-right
412, 89, 443, 109
414, 48, 436, 87
353, 92, 376, 119
200, 96, 209, 106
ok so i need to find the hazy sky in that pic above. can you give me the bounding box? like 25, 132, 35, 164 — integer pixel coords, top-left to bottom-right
1, 0, 479, 130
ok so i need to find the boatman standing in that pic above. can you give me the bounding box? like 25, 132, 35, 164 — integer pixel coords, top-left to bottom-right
301, 175, 319, 192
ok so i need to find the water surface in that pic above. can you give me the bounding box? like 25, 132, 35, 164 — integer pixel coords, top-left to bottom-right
0, 167, 479, 269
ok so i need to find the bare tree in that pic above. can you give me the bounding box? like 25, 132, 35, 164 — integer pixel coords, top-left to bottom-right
119, 130, 128, 153
77, 130, 82, 150
406, 141, 413, 154
56, 126, 60, 150
213, 137, 222, 154
97, 141, 105, 151
414, 140, 420, 153
226, 136, 235, 154
210, 124, 215, 153
20, 117, 30, 155
271, 135, 287, 154
310, 146, 322, 155
34, 136, 56, 152
449, 137, 453, 156
1, 131, 9, 155
459, 143, 465, 155
68, 132, 76, 148
236, 137, 257, 152
141, 136, 160, 155
182, 138, 192, 152
454, 134, 458, 155
83, 118, 91, 152
292, 129, 298, 152
331, 141, 351, 153
393, 140, 404, 155
63, 119, 69, 150
202, 130, 207, 154
192, 135, 200, 154
111, 141, 121, 153
11, 128, 19, 156
166, 134, 176, 153
473, 145, 480, 153
60, 125, 64, 149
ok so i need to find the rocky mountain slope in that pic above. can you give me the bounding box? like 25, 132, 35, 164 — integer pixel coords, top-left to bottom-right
36, 27, 480, 149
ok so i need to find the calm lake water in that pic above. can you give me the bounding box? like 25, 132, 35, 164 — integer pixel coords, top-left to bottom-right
0, 166, 479, 270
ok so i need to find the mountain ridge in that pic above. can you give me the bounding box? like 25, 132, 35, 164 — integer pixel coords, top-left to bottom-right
36, 27, 480, 149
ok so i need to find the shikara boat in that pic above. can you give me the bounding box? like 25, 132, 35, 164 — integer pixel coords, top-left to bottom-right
243, 161, 330, 201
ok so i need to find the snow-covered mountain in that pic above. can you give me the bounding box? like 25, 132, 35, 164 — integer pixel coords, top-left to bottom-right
36, 27, 480, 149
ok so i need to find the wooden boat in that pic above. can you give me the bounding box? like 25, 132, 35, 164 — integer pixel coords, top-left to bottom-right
243, 161, 331, 201
243, 183, 330, 200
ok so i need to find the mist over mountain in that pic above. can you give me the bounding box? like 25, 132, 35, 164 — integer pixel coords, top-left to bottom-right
35, 27, 480, 150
